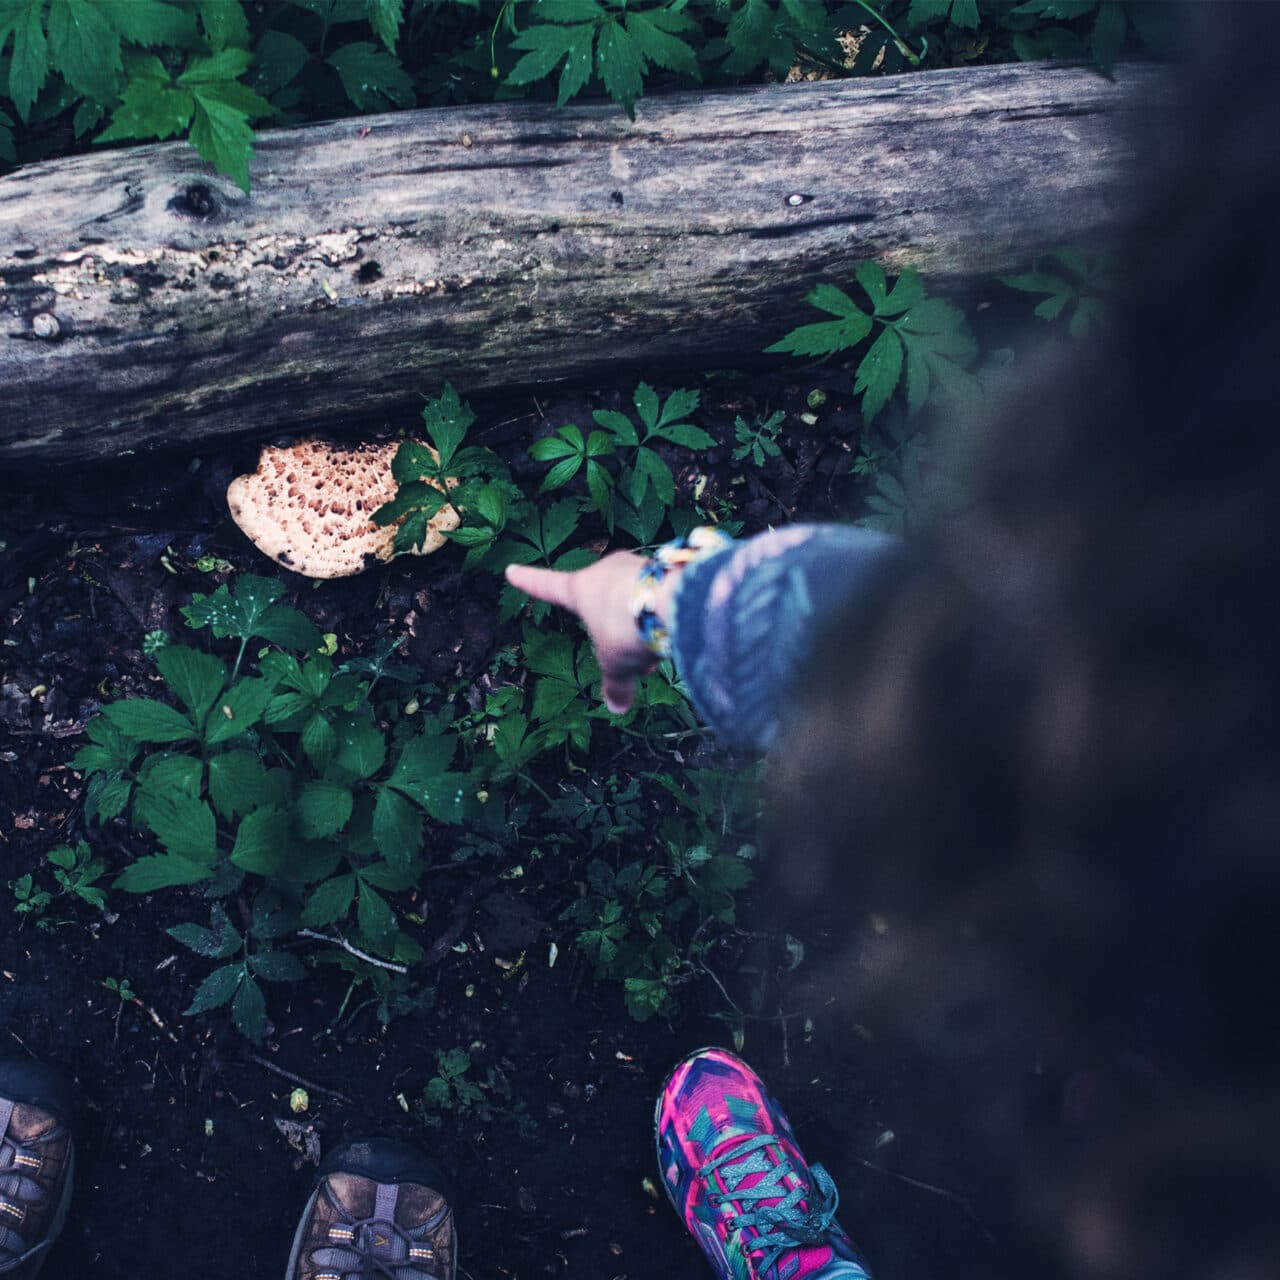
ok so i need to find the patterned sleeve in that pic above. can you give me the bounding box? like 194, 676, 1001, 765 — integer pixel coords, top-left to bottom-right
668, 524, 912, 754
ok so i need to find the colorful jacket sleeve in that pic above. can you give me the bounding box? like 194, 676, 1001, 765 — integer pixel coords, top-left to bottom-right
668, 525, 912, 754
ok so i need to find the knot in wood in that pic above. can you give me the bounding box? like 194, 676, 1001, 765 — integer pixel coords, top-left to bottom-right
168, 182, 221, 220
31, 312, 60, 340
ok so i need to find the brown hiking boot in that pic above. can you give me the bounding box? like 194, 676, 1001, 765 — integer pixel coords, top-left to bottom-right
285, 1138, 457, 1280
0, 1060, 75, 1279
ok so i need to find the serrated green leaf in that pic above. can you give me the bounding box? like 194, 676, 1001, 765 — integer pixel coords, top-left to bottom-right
364, 0, 402, 50
592, 408, 638, 445
188, 89, 254, 192
296, 782, 353, 839
854, 325, 904, 422
540, 455, 581, 492
595, 17, 644, 115
48, 0, 121, 101
529, 433, 579, 461
251, 28, 310, 97
539, 497, 581, 555
632, 446, 674, 508
508, 19, 590, 90
327, 40, 413, 111
96, 58, 193, 143
249, 950, 306, 981
231, 804, 288, 874
116, 853, 214, 892
650, 422, 715, 450
208, 750, 272, 819
4, 0, 49, 120
232, 973, 267, 1039
156, 644, 227, 728
301, 873, 356, 926
205, 677, 274, 745
626, 9, 697, 78
1091, 0, 1124, 75
102, 698, 196, 744
97, 0, 200, 47
135, 787, 219, 861
333, 716, 386, 779
138, 752, 203, 798
200, 0, 249, 50
357, 881, 396, 948
633, 381, 660, 430
301, 711, 338, 769
184, 963, 242, 1014
183, 575, 284, 640
373, 785, 423, 865
168, 907, 242, 958
765, 306, 873, 357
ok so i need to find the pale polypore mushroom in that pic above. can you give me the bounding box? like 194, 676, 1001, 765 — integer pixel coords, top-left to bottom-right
227, 439, 459, 579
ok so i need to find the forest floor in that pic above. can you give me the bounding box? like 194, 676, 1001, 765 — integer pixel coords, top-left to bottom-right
0, 363, 1020, 1280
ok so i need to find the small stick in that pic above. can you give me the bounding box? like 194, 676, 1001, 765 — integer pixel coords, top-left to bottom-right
297, 928, 408, 974
246, 1052, 352, 1104
848, 1156, 996, 1246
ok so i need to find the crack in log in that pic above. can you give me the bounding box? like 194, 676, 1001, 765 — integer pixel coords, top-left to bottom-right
748, 213, 877, 240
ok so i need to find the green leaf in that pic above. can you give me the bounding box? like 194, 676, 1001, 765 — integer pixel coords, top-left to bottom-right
0, 109, 15, 163
134, 789, 219, 862
116, 853, 214, 892
373, 785, 423, 865
626, 9, 698, 78
632, 446, 674, 508
97, 0, 199, 46
96, 55, 193, 143
183, 575, 283, 640
766, 285, 873, 357
595, 17, 644, 116
208, 749, 273, 819
231, 804, 289, 875
156, 644, 227, 728
102, 698, 196, 744
231, 973, 267, 1040
296, 782, 353, 839
184, 963, 242, 1014
187, 89, 254, 193
301, 873, 356, 926
168, 907, 242, 958
357, 881, 396, 948
251, 29, 310, 97
257, 606, 323, 652
656, 386, 699, 428
4, 0, 49, 120
540, 455, 582, 492
249, 950, 306, 982
854, 326, 904, 422
366, 0, 402, 50
650, 422, 715, 451
138, 752, 203, 798
539, 497, 582, 556
1091, 0, 1125, 75
200, 0, 249, 50
327, 40, 413, 111
634, 381, 660, 431
48, 0, 121, 101
204, 677, 274, 745
333, 716, 386, 779
301, 711, 338, 769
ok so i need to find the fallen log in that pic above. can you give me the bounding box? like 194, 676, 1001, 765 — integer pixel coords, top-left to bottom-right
0, 62, 1170, 466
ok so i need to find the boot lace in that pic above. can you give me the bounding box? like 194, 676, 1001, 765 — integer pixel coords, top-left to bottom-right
700, 1133, 841, 1275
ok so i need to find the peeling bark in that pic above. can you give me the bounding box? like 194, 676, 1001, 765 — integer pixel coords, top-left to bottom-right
0, 63, 1171, 465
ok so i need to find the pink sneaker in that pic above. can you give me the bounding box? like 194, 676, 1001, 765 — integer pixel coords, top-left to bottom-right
655, 1047, 871, 1280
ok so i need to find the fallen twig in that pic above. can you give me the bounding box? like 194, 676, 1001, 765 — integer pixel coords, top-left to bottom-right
297, 928, 408, 974
246, 1052, 352, 1104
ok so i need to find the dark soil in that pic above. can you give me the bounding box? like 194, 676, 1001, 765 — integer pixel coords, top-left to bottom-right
0, 368, 1019, 1280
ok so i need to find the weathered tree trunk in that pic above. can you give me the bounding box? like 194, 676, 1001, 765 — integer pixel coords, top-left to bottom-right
0, 62, 1169, 466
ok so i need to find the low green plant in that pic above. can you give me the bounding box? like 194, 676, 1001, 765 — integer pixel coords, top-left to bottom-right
417, 1044, 534, 1136
0, 1, 1170, 191
73, 573, 469, 1041
10, 840, 109, 927
1000, 246, 1118, 338
767, 263, 979, 423
731, 409, 786, 467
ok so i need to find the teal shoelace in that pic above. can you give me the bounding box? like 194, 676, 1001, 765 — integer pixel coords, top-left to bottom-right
699, 1133, 840, 1274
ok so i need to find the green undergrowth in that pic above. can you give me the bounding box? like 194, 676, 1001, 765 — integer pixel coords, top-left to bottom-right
33, 252, 1117, 1043
0, 0, 1175, 190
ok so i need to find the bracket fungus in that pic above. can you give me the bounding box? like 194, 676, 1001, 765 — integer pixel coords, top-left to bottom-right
227, 439, 459, 578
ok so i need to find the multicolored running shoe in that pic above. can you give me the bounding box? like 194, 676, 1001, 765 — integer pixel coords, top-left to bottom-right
655, 1047, 871, 1280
